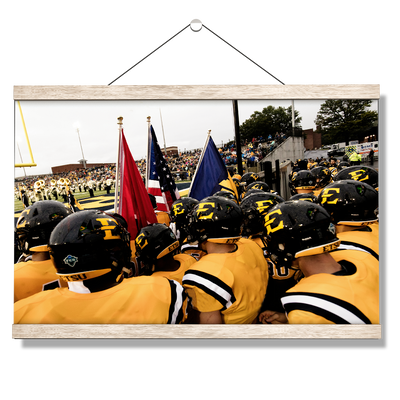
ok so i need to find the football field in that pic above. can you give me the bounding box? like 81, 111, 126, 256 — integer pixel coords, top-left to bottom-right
14, 190, 116, 224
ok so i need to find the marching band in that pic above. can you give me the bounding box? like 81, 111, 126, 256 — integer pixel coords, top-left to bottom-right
15, 168, 116, 208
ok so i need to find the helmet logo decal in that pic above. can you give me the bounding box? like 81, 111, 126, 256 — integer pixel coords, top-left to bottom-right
135, 233, 148, 250
264, 209, 284, 235
196, 202, 215, 220
256, 200, 274, 214
63, 255, 78, 268
96, 217, 120, 240
320, 188, 340, 204
349, 170, 368, 182
172, 203, 184, 215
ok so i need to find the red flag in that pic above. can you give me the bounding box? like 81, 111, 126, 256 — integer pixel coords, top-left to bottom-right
118, 129, 157, 238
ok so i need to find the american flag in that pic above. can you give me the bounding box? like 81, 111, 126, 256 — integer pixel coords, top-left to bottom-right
146, 125, 180, 212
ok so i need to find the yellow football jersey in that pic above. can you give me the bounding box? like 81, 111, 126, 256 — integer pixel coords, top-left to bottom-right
182, 238, 269, 324
156, 211, 170, 226
14, 276, 187, 324
249, 235, 300, 313
152, 253, 197, 284
335, 222, 379, 261
281, 250, 379, 324
14, 259, 68, 302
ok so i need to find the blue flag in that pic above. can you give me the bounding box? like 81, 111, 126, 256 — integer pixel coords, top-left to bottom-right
189, 134, 238, 201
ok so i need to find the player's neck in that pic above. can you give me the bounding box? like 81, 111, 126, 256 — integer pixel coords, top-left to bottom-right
296, 189, 313, 194
156, 256, 180, 272
31, 252, 50, 262
202, 241, 237, 254
297, 253, 342, 277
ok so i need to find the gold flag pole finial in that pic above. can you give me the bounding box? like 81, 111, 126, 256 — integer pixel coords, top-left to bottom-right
114, 116, 123, 213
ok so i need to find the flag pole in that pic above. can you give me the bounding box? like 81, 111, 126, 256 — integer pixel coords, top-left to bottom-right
232, 100, 243, 176
159, 109, 167, 155
188, 130, 211, 197
146, 116, 152, 190
114, 116, 123, 213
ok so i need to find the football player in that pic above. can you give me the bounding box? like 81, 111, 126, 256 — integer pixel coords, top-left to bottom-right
212, 190, 238, 204
259, 201, 379, 324
289, 170, 317, 196
243, 181, 279, 198
135, 223, 197, 285
169, 197, 206, 261
182, 196, 269, 324
14, 201, 73, 302
317, 179, 379, 262
240, 191, 298, 314
14, 210, 187, 324
333, 165, 378, 191
310, 166, 332, 197
239, 172, 260, 197
289, 193, 318, 203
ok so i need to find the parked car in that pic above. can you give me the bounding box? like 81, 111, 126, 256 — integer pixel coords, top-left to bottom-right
327, 147, 346, 157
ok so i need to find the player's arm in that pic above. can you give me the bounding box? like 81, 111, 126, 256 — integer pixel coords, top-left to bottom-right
182, 268, 234, 323
183, 305, 224, 324
199, 310, 223, 324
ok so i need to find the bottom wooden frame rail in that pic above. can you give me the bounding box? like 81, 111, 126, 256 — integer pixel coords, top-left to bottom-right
12, 324, 381, 339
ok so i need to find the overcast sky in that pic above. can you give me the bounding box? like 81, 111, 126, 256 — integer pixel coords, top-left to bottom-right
14, 98, 377, 177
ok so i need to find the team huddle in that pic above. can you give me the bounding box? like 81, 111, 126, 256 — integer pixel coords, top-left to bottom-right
14, 158, 379, 325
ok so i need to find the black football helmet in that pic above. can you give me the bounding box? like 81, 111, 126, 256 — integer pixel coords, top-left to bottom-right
289, 193, 318, 203
170, 197, 199, 232
240, 172, 260, 188
290, 170, 317, 190
135, 223, 180, 275
311, 166, 332, 189
187, 196, 243, 244
240, 192, 284, 236
242, 181, 272, 201
241, 188, 265, 201
213, 190, 238, 204
263, 201, 340, 268
48, 210, 131, 282
15, 200, 73, 254
337, 161, 350, 171
319, 160, 330, 168
333, 165, 378, 189
246, 181, 271, 193
317, 179, 378, 225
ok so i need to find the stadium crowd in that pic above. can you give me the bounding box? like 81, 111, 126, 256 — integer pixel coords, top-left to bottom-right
14, 152, 379, 325
15, 136, 278, 206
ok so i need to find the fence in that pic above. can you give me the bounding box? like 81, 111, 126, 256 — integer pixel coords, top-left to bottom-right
256, 159, 291, 201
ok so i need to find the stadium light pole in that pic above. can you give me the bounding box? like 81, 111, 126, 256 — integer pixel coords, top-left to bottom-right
232, 100, 243, 176
73, 122, 87, 169
291, 100, 295, 136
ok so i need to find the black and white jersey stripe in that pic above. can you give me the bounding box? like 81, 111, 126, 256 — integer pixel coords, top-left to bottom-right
167, 279, 187, 324
332, 241, 379, 261
281, 292, 371, 324
182, 269, 236, 311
